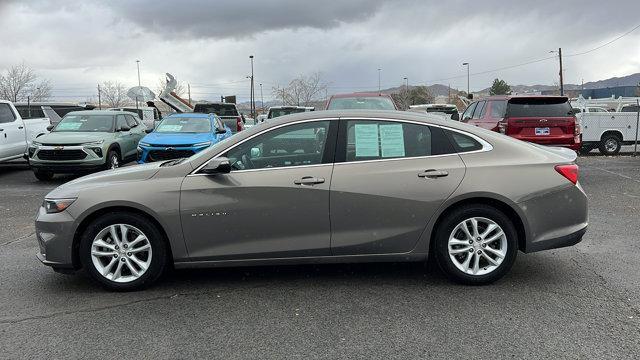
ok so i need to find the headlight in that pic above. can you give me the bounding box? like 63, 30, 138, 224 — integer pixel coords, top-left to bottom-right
43, 198, 76, 214
139, 142, 150, 147
81, 140, 104, 146
193, 141, 212, 147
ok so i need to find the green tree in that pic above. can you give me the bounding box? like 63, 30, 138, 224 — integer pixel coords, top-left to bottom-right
489, 78, 511, 95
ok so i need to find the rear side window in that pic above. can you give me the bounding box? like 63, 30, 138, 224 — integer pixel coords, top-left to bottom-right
489, 100, 507, 118
445, 130, 484, 153
507, 98, 572, 117
621, 105, 639, 112
0, 103, 16, 123
342, 120, 455, 162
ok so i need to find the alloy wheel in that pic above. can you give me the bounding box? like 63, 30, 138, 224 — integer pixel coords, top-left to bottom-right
110, 155, 119, 169
448, 217, 507, 276
605, 139, 618, 152
90, 224, 152, 283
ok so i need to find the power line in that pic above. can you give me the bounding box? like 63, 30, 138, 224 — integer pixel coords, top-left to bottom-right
565, 22, 640, 57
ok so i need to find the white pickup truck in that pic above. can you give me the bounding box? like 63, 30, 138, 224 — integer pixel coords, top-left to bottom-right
579, 110, 640, 155
0, 100, 51, 163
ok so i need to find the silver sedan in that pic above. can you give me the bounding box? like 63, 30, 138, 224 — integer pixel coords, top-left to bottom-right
36, 110, 588, 290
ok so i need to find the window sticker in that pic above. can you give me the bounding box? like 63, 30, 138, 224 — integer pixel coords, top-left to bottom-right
379, 124, 405, 157
56, 122, 82, 130
354, 124, 379, 157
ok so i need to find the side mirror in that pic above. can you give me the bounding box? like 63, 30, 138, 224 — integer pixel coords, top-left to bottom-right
145, 128, 153, 134
215, 127, 226, 134
450, 112, 460, 121
201, 157, 231, 175
118, 125, 131, 132
46, 124, 54, 132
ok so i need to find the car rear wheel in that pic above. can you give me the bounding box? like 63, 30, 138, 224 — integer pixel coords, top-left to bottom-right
79, 212, 167, 291
33, 169, 54, 181
433, 204, 517, 285
106, 150, 120, 169
599, 134, 621, 156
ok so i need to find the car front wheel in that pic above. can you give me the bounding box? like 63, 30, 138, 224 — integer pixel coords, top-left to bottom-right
79, 212, 167, 291
106, 150, 120, 169
434, 204, 518, 285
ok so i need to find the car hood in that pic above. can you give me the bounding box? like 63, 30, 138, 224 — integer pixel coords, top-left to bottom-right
46, 163, 162, 199
36, 132, 111, 145
142, 132, 212, 146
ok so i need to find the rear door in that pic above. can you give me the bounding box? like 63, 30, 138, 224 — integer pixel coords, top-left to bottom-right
180, 119, 338, 260
0, 103, 25, 160
329, 118, 465, 255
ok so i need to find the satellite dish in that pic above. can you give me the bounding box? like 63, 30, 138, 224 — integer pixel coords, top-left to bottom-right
127, 86, 156, 102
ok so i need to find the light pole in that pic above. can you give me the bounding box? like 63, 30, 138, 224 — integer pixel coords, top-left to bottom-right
462, 62, 470, 97
135, 60, 141, 108
260, 83, 264, 113
249, 55, 255, 119
377, 68, 381, 94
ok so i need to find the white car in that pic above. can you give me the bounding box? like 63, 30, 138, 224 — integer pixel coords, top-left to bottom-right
0, 100, 50, 163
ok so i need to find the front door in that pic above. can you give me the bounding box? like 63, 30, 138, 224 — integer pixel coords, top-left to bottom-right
330, 119, 465, 255
180, 119, 338, 261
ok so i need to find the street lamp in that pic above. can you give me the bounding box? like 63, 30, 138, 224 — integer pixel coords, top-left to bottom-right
462, 62, 470, 97
403, 77, 408, 90
135, 60, 141, 108
377, 68, 382, 94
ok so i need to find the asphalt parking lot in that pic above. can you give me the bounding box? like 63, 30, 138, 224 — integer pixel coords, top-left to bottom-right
1, 153, 639, 359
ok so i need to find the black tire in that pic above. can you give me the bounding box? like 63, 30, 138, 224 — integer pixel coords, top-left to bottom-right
433, 204, 518, 285
105, 149, 121, 170
33, 169, 54, 181
598, 134, 622, 156
79, 212, 168, 291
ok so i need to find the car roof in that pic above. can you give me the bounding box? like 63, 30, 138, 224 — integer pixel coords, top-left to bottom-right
65, 110, 125, 116
330, 92, 392, 99
167, 112, 213, 118
482, 95, 569, 101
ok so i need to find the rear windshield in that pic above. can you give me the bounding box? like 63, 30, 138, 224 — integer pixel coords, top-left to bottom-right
507, 98, 572, 117
194, 103, 238, 117
155, 117, 211, 133
328, 97, 396, 110
268, 108, 307, 119
54, 115, 114, 132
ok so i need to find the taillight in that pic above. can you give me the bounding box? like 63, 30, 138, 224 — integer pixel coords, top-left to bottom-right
498, 122, 506, 134
555, 164, 579, 184
574, 119, 581, 136
236, 116, 243, 132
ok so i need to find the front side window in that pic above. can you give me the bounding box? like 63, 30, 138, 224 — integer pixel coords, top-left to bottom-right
116, 115, 128, 130
54, 114, 114, 132
0, 103, 16, 123
461, 102, 477, 121
226, 121, 330, 171
472, 101, 486, 119
344, 120, 434, 162
156, 117, 212, 133
125, 115, 138, 127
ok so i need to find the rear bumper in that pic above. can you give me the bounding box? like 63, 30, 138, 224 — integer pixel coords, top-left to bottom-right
510, 134, 581, 150
518, 183, 588, 253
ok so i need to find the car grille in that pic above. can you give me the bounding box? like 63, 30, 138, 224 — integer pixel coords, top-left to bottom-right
149, 144, 193, 148
147, 149, 194, 162
37, 150, 87, 161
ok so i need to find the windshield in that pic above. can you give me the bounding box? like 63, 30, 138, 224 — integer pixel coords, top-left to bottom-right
155, 117, 212, 133
507, 98, 572, 117
268, 108, 307, 119
194, 104, 238, 116
54, 114, 114, 132
328, 97, 396, 110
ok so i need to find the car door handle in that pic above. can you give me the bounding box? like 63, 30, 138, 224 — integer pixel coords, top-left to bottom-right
18, 126, 24, 129
418, 169, 449, 179
294, 176, 325, 185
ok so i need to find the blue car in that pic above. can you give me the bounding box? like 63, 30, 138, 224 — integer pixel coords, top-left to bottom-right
137, 113, 232, 163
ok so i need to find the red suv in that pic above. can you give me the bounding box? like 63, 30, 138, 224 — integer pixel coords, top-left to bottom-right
461, 96, 581, 151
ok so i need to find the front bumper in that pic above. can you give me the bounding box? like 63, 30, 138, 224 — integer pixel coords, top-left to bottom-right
29, 144, 106, 173
35, 205, 78, 269
137, 145, 208, 163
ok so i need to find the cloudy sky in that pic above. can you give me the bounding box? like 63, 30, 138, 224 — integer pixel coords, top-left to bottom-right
1, 0, 640, 102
